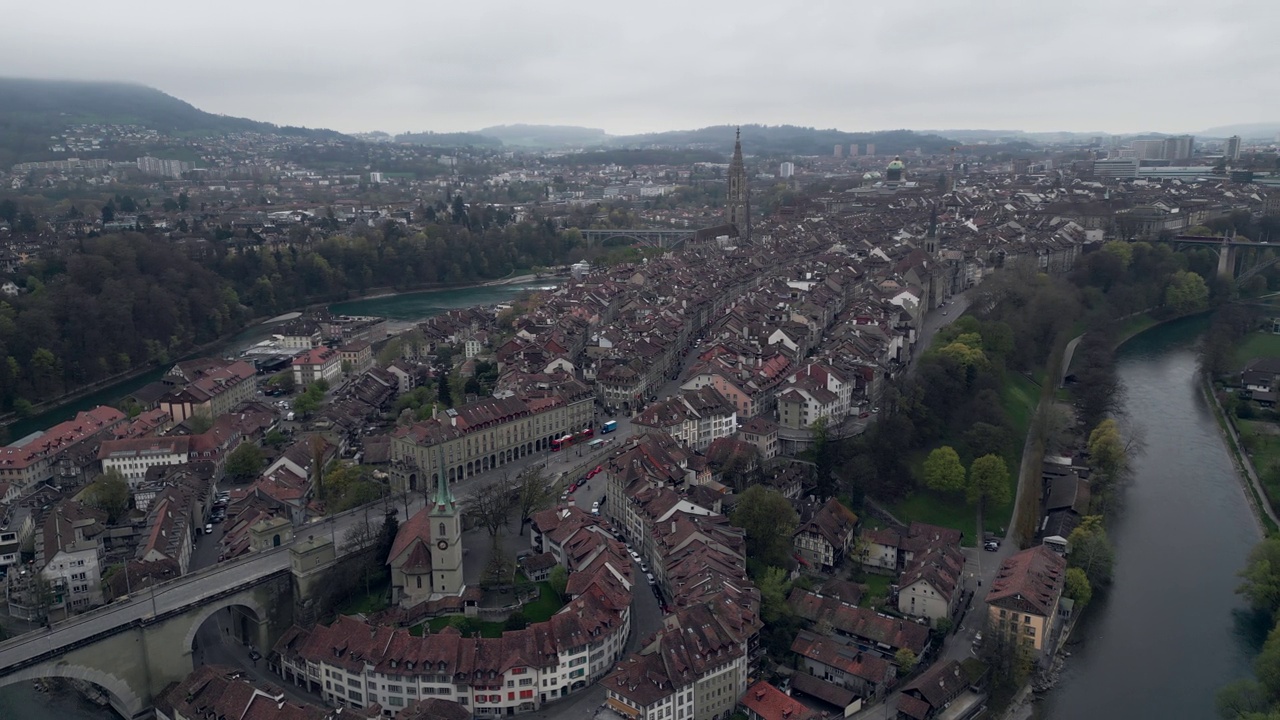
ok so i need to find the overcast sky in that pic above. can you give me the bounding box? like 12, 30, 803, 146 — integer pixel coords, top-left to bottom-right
4, 0, 1276, 136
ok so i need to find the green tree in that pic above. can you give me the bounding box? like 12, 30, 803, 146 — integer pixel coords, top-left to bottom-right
264, 428, 288, 449
82, 469, 130, 522
756, 566, 792, 624
1063, 567, 1093, 609
1088, 418, 1128, 490
1216, 679, 1269, 719
967, 454, 1011, 507
1165, 269, 1209, 314
1239, 537, 1280, 617
924, 446, 967, 493
1068, 515, 1115, 587
437, 370, 453, 407
224, 442, 265, 483
730, 485, 799, 573
514, 468, 555, 536
1256, 622, 1280, 703
895, 648, 918, 672
548, 565, 568, 601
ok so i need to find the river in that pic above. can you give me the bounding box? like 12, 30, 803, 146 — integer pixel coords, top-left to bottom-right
1038, 316, 1266, 719
0, 280, 546, 719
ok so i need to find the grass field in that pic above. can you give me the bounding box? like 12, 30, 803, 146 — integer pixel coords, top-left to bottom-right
408, 583, 566, 638
1233, 332, 1280, 373
890, 370, 1038, 545
1238, 419, 1280, 515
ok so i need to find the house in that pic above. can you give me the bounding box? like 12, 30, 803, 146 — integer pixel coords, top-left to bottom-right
741, 680, 817, 720
339, 341, 374, 375
738, 415, 779, 460
98, 436, 191, 486
793, 497, 859, 571
154, 664, 380, 720
861, 522, 962, 574
985, 545, 1068, 657
35, 501, 108, 616
158, 359, 257, 423
0, 406, 126, 491
896, 541, 965, 627
896, 660, 972, 720
292, 346, 342, 386
791, 630, 895, 700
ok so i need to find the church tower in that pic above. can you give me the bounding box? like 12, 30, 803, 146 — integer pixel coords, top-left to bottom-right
726, 128, 751, 240
429, 452, 464, 596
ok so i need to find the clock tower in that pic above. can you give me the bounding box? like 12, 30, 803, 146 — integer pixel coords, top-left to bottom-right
429, 453, 464, 596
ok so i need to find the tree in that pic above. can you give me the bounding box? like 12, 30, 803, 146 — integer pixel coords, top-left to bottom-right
1165, 269, 1209, 315
186, 412, 214, 434
1239, 537, 1280, 617
177, 191, 189, 211
924, 446, 967, 494
82, 469, 129, 522
1216, 679, 1270, 719
468, 471, 515, 538
756, 566, 792, 624
437, 370, 453, 407
269, 373, 296, 393
1088, 419, 1127, 485
224, 442, 265, 483
1256, 622, 1280, 703
482, 544, 514, 586
264, 428, 288, 449
1068, 515, 1115, 587
730, 485, 799, 573
548, 565, 569, 601
514, 468, 555, 536
967, 454, 1011, 507
1063, 567, 1093, 609
894, 648, 918, 673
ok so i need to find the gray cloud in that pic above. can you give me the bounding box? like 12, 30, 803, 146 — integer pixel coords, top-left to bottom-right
4, 0, 1277, 135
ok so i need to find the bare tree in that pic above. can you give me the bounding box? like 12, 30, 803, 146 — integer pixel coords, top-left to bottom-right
468, 471, 516, 538
515, 468, 556, 536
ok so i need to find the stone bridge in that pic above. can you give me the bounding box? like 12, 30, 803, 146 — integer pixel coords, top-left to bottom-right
0, 516, 358, 718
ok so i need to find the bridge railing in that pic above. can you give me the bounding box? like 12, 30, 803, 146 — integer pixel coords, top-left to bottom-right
0, 568, 292, 677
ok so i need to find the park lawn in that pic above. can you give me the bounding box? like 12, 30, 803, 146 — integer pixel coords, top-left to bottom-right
523, 582, 568, 623
1238, 419, 1280, 513
1233, 332, 1280, 373
892, 370, 1036, 545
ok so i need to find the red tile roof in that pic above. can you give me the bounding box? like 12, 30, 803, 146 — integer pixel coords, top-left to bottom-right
741, 680, 817, 720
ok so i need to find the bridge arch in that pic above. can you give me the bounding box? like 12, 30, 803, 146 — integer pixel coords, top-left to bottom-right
0, 661, 143, 719
182, 594, 270, 653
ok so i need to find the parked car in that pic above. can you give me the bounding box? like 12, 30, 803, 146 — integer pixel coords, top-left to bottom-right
646, 572, 656, 585
984, 540, 1000, 551
205, 523, 214, 534
591, 501, 600, 516
568, 482, 578, 493
629, 550, 641, 562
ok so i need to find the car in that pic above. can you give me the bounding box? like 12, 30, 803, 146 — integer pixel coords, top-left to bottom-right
629, 550, 641, 562
972, 631, 983, 646
248, 649, 262, 661
560, 491, 569, 501
639, 561, 649, 573
646, 573, 656, 585
942, 310, 948, 315
205, 523, 214, 534
567, 482, 578, 493
984, 540, 1000, 551
587, 465, 603, 478
591, 501, 600, 516
859, 411, 871, 419
872, 406, 880, 413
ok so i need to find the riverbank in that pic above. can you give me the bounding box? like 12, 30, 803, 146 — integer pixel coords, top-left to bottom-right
1205, 374, 1280, 535
0, 274, 557, 438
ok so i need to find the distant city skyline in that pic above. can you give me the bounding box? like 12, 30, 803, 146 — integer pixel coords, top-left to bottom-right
2, 0, 1276, 137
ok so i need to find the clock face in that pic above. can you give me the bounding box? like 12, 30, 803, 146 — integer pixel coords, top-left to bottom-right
437, 540, 449, 551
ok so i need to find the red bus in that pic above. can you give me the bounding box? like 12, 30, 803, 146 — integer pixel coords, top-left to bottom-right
551, 434, 573, 452
578, 428, 594, 440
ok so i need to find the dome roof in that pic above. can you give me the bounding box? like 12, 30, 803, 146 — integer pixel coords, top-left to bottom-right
887, 157, 905, 171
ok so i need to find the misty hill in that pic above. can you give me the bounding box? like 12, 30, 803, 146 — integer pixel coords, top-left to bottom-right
394, 131, 504, 148
606, 124, 964, 156
478, 124, 608, 148
0, 77, 343, 166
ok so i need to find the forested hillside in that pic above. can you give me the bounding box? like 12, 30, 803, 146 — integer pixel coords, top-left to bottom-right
0, 234, 247, 412
0, 215, 578, 413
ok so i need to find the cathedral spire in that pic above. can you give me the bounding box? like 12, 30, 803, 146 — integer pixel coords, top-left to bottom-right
432, 447, 456, 515
726, 128, 751, 240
